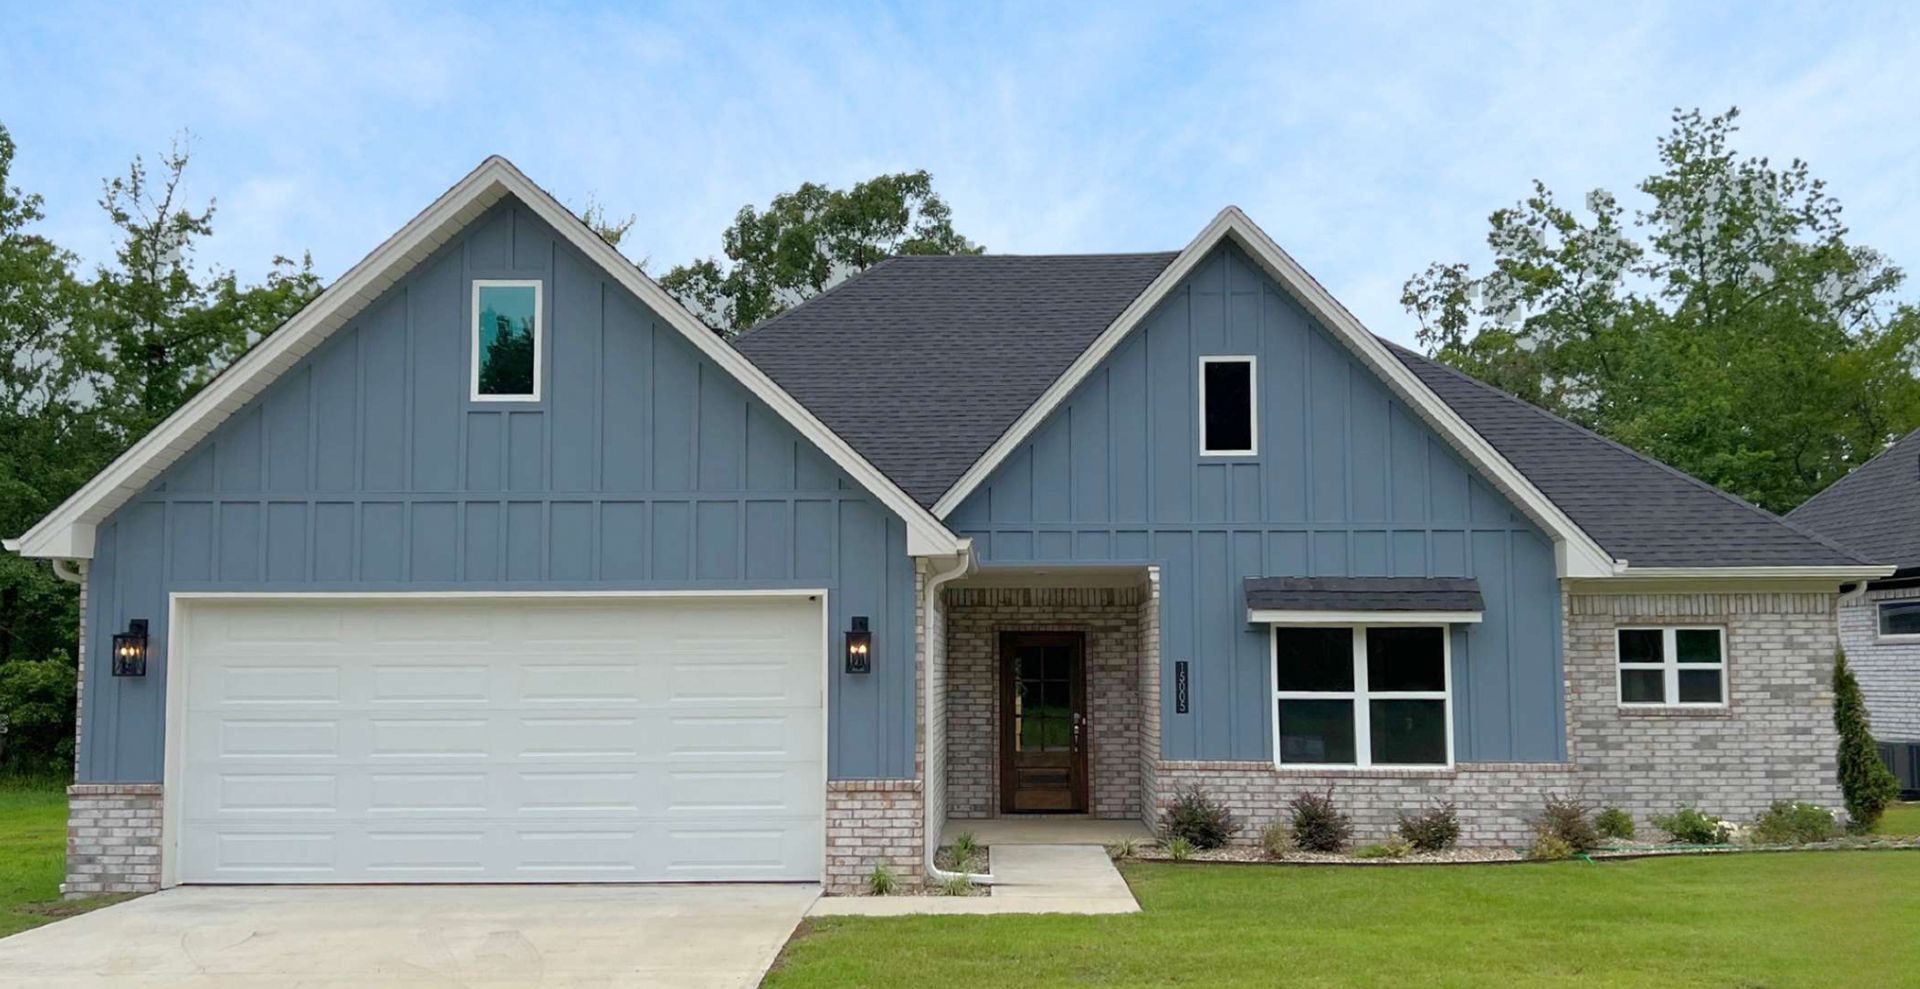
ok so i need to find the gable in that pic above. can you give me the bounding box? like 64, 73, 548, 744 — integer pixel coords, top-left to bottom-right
8, 158, 963, 562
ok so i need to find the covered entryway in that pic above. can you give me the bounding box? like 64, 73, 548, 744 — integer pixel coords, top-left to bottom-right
166, 593, 825, 884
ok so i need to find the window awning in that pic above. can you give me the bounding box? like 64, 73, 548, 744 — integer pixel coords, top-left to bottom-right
1244, 577, 1484, 625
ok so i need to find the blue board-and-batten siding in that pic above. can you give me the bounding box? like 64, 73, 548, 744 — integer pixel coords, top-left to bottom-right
80, 200, 918, 784
947, 244, 1565, 764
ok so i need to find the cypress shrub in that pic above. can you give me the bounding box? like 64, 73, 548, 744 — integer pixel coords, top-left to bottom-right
1834, 649, 1898, 832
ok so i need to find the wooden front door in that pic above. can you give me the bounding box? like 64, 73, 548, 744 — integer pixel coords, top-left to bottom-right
999, 632, 1088, 814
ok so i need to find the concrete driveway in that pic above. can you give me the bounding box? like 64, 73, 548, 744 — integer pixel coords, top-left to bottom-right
0, 884, 819, 988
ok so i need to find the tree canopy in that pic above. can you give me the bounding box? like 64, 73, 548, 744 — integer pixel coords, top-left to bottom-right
1403, 108, 1920, 513
658, 170, 982, 334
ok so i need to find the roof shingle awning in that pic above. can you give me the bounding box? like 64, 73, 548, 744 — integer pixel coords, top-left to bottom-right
1244, 577, 1485, 625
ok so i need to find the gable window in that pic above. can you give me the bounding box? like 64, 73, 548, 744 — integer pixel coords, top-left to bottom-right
1617, 627, 1726, 707
1272, 625, 1451, 767
471, 280, 542, 401
1881, 601, 1920, 639
1200, 356, 1256, 456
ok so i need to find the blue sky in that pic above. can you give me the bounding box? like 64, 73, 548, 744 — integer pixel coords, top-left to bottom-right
4, 1, 1917, 344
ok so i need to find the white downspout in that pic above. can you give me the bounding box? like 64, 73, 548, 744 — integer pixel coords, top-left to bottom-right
923, 546, 992, 886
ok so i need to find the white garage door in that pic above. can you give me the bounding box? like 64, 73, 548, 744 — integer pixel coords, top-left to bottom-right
170, 594, 825, 884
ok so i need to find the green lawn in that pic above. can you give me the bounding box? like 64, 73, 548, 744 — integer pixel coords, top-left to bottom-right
1874, 801, 1920, 836
0, 783, 127, 938
768, 852, 1920, 988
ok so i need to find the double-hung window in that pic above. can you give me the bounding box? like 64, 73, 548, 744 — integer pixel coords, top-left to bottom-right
1617, 627, 1726, 707
1272, 625, 1452, 768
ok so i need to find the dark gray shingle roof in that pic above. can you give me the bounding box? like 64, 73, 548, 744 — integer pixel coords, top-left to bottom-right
733, 253, 1177, 506
1245, 577, 1484, 612
1386, 344, 1869, 568
1787, 427, 1920, 571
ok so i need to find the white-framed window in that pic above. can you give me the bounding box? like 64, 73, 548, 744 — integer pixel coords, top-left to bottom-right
471, 279, 543, 402
1616, 626, 1727, 708
1270, 624, 1452, 768
1199, 355, 1257, 456
1879, 601, 1920, 640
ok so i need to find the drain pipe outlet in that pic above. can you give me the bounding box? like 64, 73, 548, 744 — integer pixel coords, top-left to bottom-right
922, 545, 992, 887
50, 559, 87, 584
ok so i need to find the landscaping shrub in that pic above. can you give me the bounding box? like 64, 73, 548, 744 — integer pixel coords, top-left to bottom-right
1595, 807, 1636, 840
1652, 806, 1732, 844
1397, 803, 1460, 852
1834, 650, 1899, 832
1289, 788, 1352, 852
1525, 829, 1575, 861
866, 865, 898, 895
949, 831, 981, 866
1108, 838, 1138, 861
1160, 784, 1240, 849
1258, 821, 1294, 859
938, 874, 974, 896
1536, 796, 1600, 853
1750, 801, 1841, 845
1165, 835, 1195, 861
1354, 836, 1413, 859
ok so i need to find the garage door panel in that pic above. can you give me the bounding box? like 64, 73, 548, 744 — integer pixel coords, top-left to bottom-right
175, 596, 825, 884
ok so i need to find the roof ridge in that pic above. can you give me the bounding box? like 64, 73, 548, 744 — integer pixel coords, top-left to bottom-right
1788, 424, 1920, 519
1381, 338, 1875, 567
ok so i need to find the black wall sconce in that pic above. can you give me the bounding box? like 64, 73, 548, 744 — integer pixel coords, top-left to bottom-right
112, 619, 149, 677
844, 616, 872, 674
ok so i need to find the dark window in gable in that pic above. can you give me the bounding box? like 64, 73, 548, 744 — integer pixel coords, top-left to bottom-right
1201, 357, 1255, 454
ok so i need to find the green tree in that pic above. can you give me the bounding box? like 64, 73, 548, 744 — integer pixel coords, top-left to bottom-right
1833, 649, 1898, 831
1403, 108, 1920, 512
660, 170, 981, 334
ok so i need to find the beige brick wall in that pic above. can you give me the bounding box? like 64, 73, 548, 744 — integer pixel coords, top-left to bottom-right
943, 586, 1144, 820
64, 783, 162, 897
824, 779, 923, 894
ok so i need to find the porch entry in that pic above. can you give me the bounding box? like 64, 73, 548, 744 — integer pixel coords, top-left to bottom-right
999, 631, 1089, 813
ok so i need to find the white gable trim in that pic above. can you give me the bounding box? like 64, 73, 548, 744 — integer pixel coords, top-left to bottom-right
6, 157, 966, 560
927, 206, 1621, 578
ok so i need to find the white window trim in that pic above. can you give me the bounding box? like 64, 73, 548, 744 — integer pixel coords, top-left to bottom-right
1198, 355, 1258, 457
470, 278, 544, 403
1876, 600, 1920, 643
1616, 626, 1728, 709
1268, 623, 1455, 770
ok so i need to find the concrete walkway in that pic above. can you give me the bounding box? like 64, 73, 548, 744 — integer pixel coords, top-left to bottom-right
0, 884, 818, 988
809, 845, 1139, 916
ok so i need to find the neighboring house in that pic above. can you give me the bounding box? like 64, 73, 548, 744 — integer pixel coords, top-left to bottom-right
5, 158, 1888, 898
1788, 427, 1920, 796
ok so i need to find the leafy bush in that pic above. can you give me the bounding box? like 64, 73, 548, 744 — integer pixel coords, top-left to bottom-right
0, 655, 76, 776
1750, 801, 1840, 845
1289, 788, 1352, 852
1160, 784, 1240, 849
1595, 807, 1635, 840
1526, 830, 1575, 861
1164, 835, 1195, 861
1651, 806, 1731, 845
1536, 797, 1600, 853
1834, 650, 1899, 831
866, 865, 898, 895
1259, 821, 1294, 859
1397, 803, 1460, 852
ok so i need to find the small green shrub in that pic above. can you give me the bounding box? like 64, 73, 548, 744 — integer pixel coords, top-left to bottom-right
1651, 806, 1731, 845
938, 874, 974, 896
1289, 787, 1352, 853
1160, 784, 1240, 849
1536, 796, 1601, 853
866, 865, 899, 895
949, 831, 979, 863
1526, 829, 1575, 861
1750, 801, 1841, 845
1397, 803, 1460, 852
1354, 835, 1413, 859
1164, 835, 1195, 861
1595, 807, 1635, 840
1107, 838, 1138, 861
1259, 821, 1294, 859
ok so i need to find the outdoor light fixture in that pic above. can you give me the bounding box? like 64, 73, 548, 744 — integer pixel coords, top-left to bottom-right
844, 616, 872, 674
112, 619, 149, 677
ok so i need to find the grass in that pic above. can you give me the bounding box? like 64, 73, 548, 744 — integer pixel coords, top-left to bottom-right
766, 852, 1920, 987
1872, 801, 1920, 836
0, 781, 129, 938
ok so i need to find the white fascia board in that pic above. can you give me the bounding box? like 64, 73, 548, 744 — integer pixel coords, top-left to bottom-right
8, 157, 966, 561
928, 207, 1619, 579
1248, 609, 1484, 626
